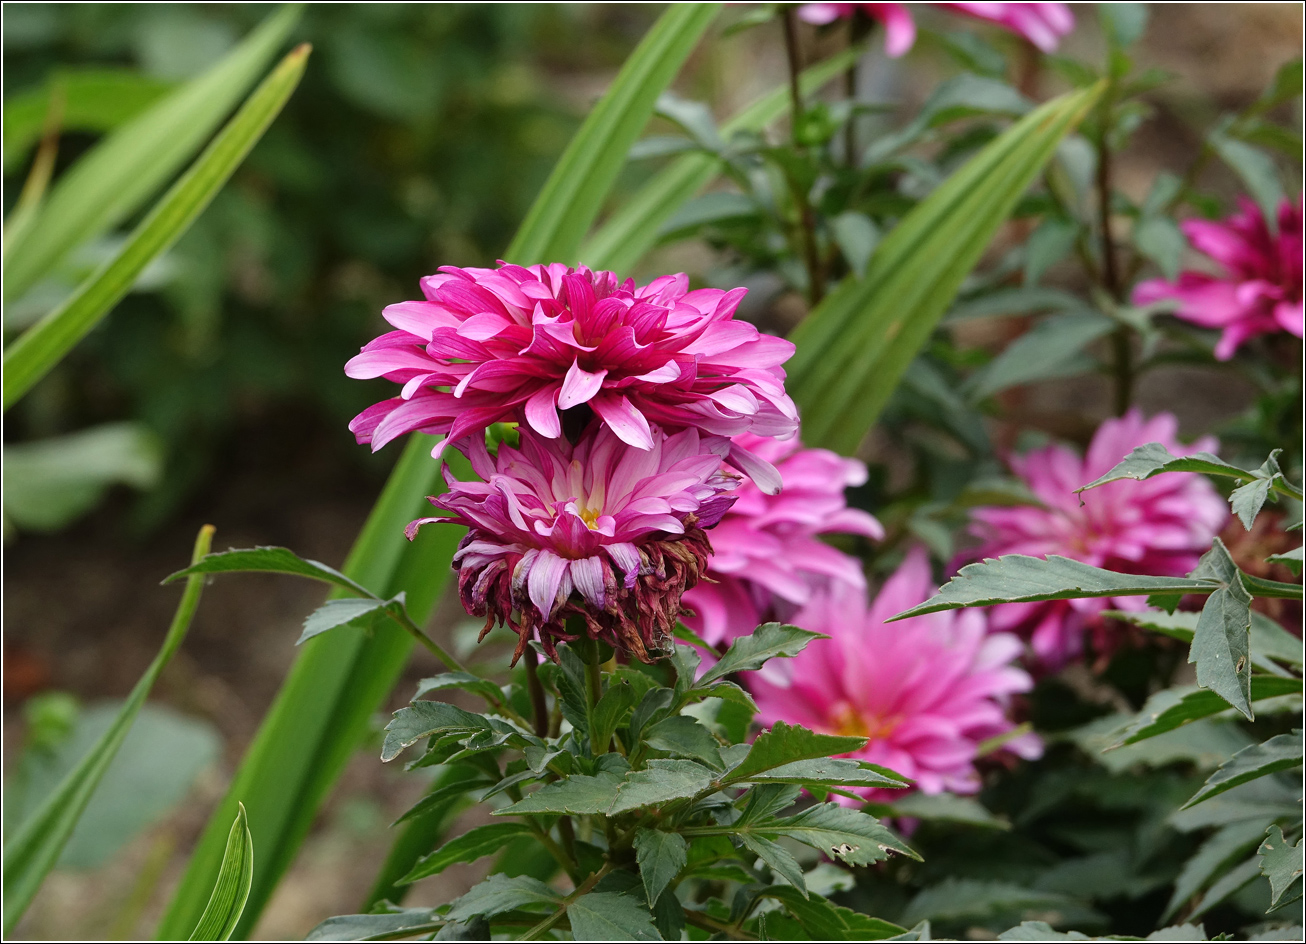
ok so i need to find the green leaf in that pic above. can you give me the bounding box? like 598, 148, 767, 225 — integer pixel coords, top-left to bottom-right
902, 879, 1081, 929
582, 45, 865, 273
886, 792, 1008, 829
1105, 607, 1304, 673
643, 715, 724, 770
1078, 444, 1305, 511
1022, 217, 1079, 285
1098, 2, 1149, 47
413, 672, 507, 709
889, 554, 1218, 621
1190, 855, 1262, 919
381, 702, 493, 763
1209, 127, 1285, 229
568, 891, 661, 941
305, 909, 438, 943
2, 422, 162, 533
724, 721, 867, 784
944, 286, 1086, 323
1, 525, 213, 935
498, 771, 626, 816
188, 803, 254, 941
1183, 732, 1304, 808
634, 828, 687, 905
1110, 677, 1303, 747
611, 759, 717, 814
2, 5, 302, 303
757, 886, 905, 940
734, 757, 910, 790
1267, 545, 1304, 575
1188, 539, 1254, 719
399, 822, 533, 884
788, 82, 1103, 454
742, 834, 808, 896
756, 803, 918, 865
1164, 820, 1268, 921
165, 545, 373, 598
298, 598, 389, 645
444, 873, 562, 923
1134, 215, 1185, 280
696, 623, 825, 687
1259, 825, 1305, 910
508, 3, 718, 266
965, 310, 1114, 401
390, 766, 492, 828
592, 678, 640, 755
3, 42, 309, 411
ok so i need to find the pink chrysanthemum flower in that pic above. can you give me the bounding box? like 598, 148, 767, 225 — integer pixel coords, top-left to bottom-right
681, 432, 884, 646
747, 548, 1040, 801
798, 3, 1074, 56
968, 409, 1229, 669
1133, 196, 1303, 361
407, 421, 739, 664
346, 263, 799, 493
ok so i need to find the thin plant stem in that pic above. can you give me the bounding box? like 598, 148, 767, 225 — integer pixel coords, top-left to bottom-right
683, 909, 757, 940
522, 863, 614, 941
523, 646, 549, 738
1094, 93, 1134, 416
781, 6, 825, 305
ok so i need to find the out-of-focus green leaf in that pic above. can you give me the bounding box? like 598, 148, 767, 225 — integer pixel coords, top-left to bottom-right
887, 792, 1009, 829
3, 42, 310, 412
864, 74, 1032, 163
1259, 825, 1305, 910
187, 803, 253, 941
2, 525, 214, 935
1209, 126, 1285, 229
3, 69, 175, 173
1190, 856, 1261, 918
508, 3, 718, 266
1098, 3, 1149, 47
2, 5, 302, 303
1109, 677, 1303, 747
1022, 217, 1078, 284
902, 878, 1082, 929
1164, 821, 1271, 921
581, 45, 864, 273
1183, 732, 1304, 808
2, 422, 162, 533
1134, 214, 1185, 280
1268, 545, 1304, 575
788, 83, 1104, 454
965, 311, 1114, 401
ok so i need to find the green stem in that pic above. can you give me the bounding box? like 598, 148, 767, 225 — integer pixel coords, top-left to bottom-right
526, 819, 581, 884
522, 863, 615, 941
683, 909, 757, 940
781, 5, 825, 306
523, 646, 550, 738
1094, 92, 1133, 417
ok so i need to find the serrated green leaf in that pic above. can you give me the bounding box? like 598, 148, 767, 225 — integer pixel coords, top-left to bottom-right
643, 715, 724, 770
611, 759, 717, 814
2, 526, 213, 935
414, 672, 506, 709
568, 891, 661, 941
381, 702, 492, 763
634, 829, 687, 905
1232, 477, 1275, 529
742, 834, 807, 897
1163, 820, 1268, 921
187, 803, 253, 941
890, 555, 1218, 621
724, 721, 867, 784
1110, 677, 1303, 747
735, 757, 910, 790
788, 82, 1103, 454
298, 598, 389, 645
696, 624, 825, 687
592, 678, 640, 755
1183, 732, 1304, 808
444, 873, 561, 923
399, 822, 533, 884
2, 5, 302, 304
165, 545, 373, 598
1259, 825, 1305, 910
304, 908, 438, 942
498, 772, 625, 816
1267, 546, 1304, 575
745, 803, 918, 865
1076, 443, 1297, 498
3, 41, 309, 411
1188, 539, 1254, 719
758, 885, 906, 940
391, 766, 492, 828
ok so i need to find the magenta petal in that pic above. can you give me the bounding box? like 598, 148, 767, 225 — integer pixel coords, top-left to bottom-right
592, 394, 655, 450
557, 360, 609, 410
524, 385, 562, 438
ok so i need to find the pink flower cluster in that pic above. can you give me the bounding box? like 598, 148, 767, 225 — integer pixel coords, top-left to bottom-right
748, 549, 1040, 801
967, 410, 1229, 669
350, 262, 797, 662
1134, 196, 1303, 360
799, 3, 1074, 57
681, 431, 883, 646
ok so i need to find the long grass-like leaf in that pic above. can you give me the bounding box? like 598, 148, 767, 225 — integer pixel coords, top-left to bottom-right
155, 13, 719, 936
580, 44, 863, 274
787, 82, 1104, 454
2, 525, 215, 935
2, 4, 302, 303
188, 803, 254, 941
3, 44, 310, 412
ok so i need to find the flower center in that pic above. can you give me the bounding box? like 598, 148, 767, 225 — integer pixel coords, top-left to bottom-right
829, 701, 899, 741
578, 506, 601, 529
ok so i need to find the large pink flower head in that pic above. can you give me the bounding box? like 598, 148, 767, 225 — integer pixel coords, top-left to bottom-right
346, 263, 799, 493
968, 410, 1230, 669
681, 431, 884, 646
798, 3, 1074, 57
408, 420, 740, 664
1134, 196, 1304, 360
747, 548, 1040, 801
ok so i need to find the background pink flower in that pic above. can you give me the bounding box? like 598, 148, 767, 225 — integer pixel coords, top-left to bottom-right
747, 548, 1040, 801
798, 3, 1074, 56
681, 431, 883, 646
346, 263, 798, 492
1134, 196, 1303, 360
409, 421, 739, 662
967, 410, 1229, 669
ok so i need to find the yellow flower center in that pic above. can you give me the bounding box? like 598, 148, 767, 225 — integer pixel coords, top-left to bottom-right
579, 506, 601, 529
829, 701, 899, 741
